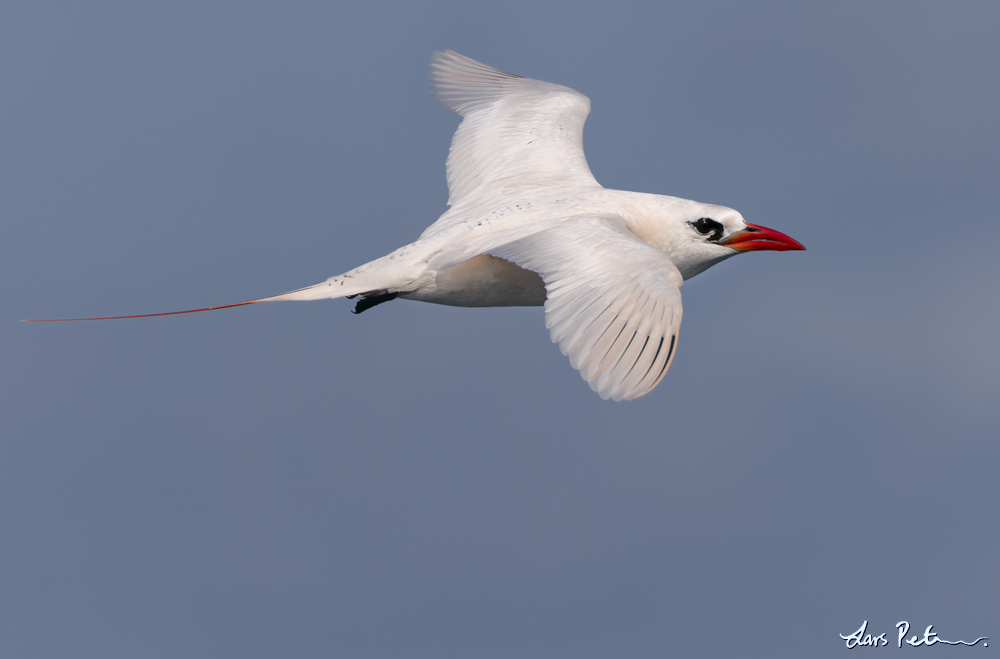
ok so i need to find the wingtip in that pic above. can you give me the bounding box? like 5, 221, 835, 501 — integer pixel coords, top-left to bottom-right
428, 50, 525, 116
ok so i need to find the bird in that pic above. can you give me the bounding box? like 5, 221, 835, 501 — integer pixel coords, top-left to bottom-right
28, 51, 805, 401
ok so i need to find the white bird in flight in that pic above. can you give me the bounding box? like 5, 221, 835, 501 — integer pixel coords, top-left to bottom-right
31, 51, 804, 401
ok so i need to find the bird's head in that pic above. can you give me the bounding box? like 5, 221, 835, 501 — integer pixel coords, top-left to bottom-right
649, 198, 805, 279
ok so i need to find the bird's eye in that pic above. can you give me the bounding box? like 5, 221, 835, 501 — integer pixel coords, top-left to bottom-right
691, 217, 723, 242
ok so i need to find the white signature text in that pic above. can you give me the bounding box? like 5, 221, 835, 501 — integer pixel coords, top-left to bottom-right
840, 620, 988, 649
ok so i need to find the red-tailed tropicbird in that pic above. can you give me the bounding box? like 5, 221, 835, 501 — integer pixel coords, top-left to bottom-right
28, 51, 805, 401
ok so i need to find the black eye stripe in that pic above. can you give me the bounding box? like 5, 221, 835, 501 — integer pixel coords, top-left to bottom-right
691, 217, 724, 242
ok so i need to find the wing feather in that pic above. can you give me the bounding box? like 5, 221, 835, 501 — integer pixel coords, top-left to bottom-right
428, 51, 601, 214
488, 218, 683, 401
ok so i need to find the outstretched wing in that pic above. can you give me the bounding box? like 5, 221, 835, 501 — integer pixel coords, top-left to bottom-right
429, 51, 601, 212
489, 217, 684, 401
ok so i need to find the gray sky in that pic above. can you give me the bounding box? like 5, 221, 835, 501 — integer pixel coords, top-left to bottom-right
3, 1, 998, 657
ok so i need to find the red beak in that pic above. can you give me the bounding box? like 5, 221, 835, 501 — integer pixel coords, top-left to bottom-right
720, 222, 806, 252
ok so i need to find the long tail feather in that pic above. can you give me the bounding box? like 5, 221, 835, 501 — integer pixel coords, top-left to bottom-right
22, 279, 342, 322
22, 299, 263, 322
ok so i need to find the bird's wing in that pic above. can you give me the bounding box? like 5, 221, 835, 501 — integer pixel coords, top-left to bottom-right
428, 51, 601, 213
488, 217, 683, 401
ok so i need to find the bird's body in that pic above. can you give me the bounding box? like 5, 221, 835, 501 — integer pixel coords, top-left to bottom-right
297, 188, 745, 306
32, 51, 804, 401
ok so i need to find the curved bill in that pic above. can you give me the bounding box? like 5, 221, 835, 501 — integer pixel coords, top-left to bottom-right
720, 222, 806, 252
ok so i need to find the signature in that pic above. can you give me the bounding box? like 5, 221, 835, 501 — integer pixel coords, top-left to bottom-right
840, 620, 988, 649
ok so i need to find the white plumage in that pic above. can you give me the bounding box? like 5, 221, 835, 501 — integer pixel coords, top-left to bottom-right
490, 218, 683, 400
427, 50, 599, 214
34, 51, 805, 401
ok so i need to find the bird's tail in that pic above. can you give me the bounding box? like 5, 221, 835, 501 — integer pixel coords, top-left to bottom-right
22, 245, 430, 322
22, 276, 372, 322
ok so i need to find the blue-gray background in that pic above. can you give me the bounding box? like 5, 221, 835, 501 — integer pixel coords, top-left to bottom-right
3, 2, 998, 657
